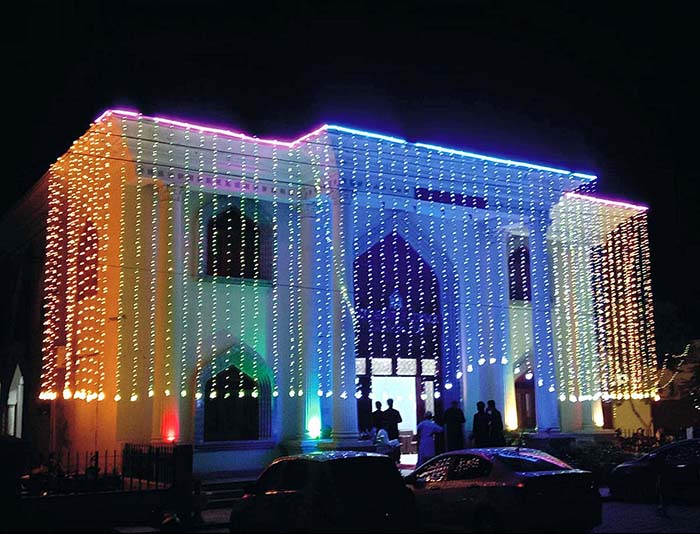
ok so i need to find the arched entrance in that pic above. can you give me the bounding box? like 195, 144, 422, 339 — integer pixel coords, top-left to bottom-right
354, 231, 443, 435
193, 341, 272, 444
204, 366, 260, 441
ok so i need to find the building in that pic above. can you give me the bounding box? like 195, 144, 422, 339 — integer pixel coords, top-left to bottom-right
7, 109, 658, 473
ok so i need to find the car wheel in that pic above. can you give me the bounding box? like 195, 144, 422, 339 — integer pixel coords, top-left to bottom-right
474, 508, 502, 533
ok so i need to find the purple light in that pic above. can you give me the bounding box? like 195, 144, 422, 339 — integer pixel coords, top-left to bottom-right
94, 109, 600, 180
95, 109, 328, 148
564, 192, 648, 211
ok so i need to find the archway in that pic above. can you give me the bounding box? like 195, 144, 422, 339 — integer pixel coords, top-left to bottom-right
6, 365, 24, 437
193, 341, 272, 444
354, 231, 442, 435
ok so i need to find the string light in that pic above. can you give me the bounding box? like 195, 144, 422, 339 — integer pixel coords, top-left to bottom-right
37, 111, 656, 443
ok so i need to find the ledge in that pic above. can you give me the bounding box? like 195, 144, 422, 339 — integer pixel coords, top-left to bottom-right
195, 439, 276, 452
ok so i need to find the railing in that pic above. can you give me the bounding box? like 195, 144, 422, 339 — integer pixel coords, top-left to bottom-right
122, 443, 175, 490
21, 443, 179, 496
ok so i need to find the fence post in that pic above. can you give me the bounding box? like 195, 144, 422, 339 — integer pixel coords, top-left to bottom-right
173, 445, 193, 525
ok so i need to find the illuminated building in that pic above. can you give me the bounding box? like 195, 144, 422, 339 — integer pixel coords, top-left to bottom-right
32, 109, 656, 472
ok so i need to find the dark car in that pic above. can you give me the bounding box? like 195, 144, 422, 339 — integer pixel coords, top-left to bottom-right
229, 450, 418, 532
404, 447, 600, 533
609, 438, 700, 502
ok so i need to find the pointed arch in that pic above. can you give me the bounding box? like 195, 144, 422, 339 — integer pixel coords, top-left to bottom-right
191, 335, 273, 444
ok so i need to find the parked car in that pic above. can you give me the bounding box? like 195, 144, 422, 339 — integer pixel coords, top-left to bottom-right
404, 447, 601, 533
609, 438, 700, 503
229, 450, 418, 532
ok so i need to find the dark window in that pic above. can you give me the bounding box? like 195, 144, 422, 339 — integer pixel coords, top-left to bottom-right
508, 245, 531, 301
257, 463, 286, 492
77, 221, 98, 300
416, 456, 452, 483
280, 461, 310, 491
496, 453, 568, 472
449, 455, 492, 480
329, 457, 402, 499
662, 442, 700, 465
415, 187, 487, 209
206, 205, 272, 280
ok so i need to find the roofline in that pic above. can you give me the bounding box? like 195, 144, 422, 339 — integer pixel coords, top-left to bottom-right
563, 191, 648, 211
94, 109, 598, 180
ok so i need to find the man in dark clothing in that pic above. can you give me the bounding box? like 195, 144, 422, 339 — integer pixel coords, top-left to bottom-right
487, 399, 506, 446
472, 401, 490, 447
443, 400, 466, 451
383, 398, 402, 441
371, 401, 385, 432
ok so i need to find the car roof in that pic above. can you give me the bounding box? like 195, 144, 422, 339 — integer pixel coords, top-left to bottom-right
271, 450, 390, 465
444, 446, 550, 459
645, 438, 700, 455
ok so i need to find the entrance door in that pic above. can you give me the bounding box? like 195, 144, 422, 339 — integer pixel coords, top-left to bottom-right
371, 376, 417, 433
515, 374, 536, 430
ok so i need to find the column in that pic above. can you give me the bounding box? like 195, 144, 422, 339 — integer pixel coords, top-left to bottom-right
168, 184, 184, 441
529, 211, 561, 432
300, 200, 320, 440
494, 226, 516, 431
461, 216, 481, 431
330, 188, 359, 440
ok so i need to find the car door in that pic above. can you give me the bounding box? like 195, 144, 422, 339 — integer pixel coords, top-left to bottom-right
663, 441, 700, 500
407, 456, 454, 529
443, 454, 493, 527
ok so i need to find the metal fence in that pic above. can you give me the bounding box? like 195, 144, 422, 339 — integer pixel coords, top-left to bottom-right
21, 443, 177, 496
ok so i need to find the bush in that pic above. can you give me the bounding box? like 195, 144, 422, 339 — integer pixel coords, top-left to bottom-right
563, 441, 636, 486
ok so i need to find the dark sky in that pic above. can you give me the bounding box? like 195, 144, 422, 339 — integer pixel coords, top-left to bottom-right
3, 1, 697, 345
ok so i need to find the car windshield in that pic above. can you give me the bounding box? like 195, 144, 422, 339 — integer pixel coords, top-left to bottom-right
329, 457, 403, 501
496, 453, 569, 472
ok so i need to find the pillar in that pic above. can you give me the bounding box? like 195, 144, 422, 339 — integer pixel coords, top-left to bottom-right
529, 211, 561, 432
330, 188, 359, 440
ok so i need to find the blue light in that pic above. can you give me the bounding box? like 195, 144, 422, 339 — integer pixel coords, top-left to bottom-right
325, 124, 408, 144
415, 142, 596, 180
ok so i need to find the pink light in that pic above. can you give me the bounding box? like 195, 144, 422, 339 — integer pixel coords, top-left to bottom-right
564, 192, 648, 211
95, 109, 328, 148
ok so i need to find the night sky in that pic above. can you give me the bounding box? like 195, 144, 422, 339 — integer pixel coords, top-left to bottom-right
3, 1, 697, 349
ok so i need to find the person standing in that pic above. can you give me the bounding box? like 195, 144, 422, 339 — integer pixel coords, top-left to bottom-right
383, 398, 402, 441
472, 401, 490, 447
486, 399, 505, 446
443, 400, 466, 451
416, 412, 444, 467
371, 401, 385, 433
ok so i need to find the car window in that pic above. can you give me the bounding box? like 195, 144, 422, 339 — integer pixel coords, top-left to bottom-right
449, 455, 492, 480
496, 453, 567, 472
662, 441, 700, 465
415, 456, 452, 483
281, 460, 311, 490
329, 457, 403, 502
257, 463, 286, 492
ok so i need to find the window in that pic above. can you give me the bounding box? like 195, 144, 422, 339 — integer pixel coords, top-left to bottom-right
416, 456, 452, 483
280, 461, 310, 491
662, 442, 700, 465
508, 245, 531, 301
449, 455, 492, 480
257, 463, 286, 492
496, 453, 568, 472
203, 366, 259, 441
206, 204, 272, 280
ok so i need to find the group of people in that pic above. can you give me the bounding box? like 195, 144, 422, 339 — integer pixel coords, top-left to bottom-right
369, 397, 506, 467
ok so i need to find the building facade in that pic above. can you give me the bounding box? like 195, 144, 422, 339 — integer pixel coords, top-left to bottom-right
34, 110, 657, 473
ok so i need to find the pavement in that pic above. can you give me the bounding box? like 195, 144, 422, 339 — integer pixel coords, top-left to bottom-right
111, 488, 700, 534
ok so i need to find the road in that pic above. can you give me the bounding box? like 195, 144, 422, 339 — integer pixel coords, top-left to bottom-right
113, 500, 700, 533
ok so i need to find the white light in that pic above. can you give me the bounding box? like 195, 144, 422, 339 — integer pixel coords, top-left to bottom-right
445, 382, 453, 390
289, 390, 295, 397
467, 365, 474, 373
514, 366, 521, 375
456, 371, 463, 379
478, 358, 486, 366
525, 372, 533, 380
317, 389, 324, 397
548, 385, 555, 393
500, 356, 508, 365
559, 394, 566, 401
489, 357, 496, 365
355, 391, 362, 399
569, 394, 577, 402
537, 379, 543, 387
434, 391, 441, 399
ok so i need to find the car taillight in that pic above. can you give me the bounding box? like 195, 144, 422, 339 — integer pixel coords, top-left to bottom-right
516, 482, 525, 488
